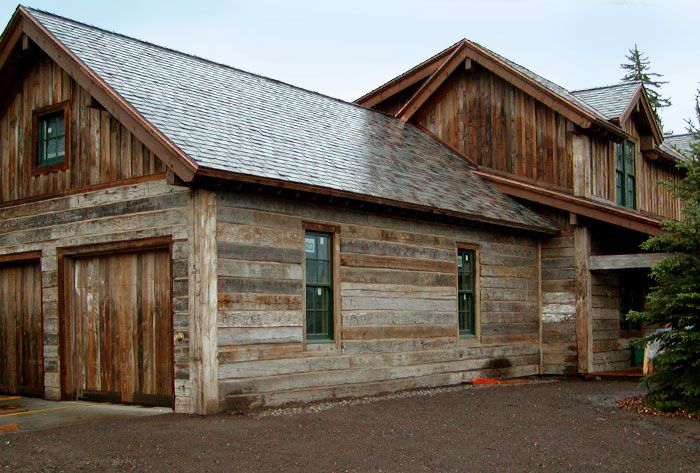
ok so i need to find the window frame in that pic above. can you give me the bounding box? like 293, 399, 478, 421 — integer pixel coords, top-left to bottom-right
32, 101, 71, 176
615, 140, 636, 209
456, 243, 479, 339
302, 222, 340, 347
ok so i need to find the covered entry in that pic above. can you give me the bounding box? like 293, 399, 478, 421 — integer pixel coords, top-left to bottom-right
0, 253, 43, 396
60, 240, 174, 407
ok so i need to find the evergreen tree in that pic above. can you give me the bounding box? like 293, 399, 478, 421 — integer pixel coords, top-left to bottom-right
628, 90, 700, 412
621, 44, 672, 130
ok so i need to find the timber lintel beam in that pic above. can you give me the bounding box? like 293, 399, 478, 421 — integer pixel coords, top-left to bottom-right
588, 253, 669, 271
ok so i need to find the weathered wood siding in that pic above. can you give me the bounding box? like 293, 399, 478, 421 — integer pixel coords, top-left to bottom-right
0, 180, 195, 412
0, 53, 164, 205
590, 271, 632, 371
586, 136, 615, 202
416, 65, 574, 191
539, 209, 577, 374
215, 191, 541, 409
637, 156, 682, 220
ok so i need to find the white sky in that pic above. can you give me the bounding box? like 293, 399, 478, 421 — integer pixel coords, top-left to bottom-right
5, 0, 699, 134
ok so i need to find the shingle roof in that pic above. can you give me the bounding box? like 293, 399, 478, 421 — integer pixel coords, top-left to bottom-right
571, 83, 641, 120
25, 8, 556, 232
664, 134, 696, 159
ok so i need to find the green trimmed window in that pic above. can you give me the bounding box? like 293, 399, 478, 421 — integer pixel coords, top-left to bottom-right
305, 231, 333, 341
37, 111, 66, 168
457, 248, 476, 336
615, 140, 636, 209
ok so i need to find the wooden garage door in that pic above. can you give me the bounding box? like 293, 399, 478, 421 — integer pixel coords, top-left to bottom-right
64, 250, 173, 407
0, 260, 43, 396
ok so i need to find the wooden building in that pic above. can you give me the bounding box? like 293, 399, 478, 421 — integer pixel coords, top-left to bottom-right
357, 39, 690, 375
0, 8, 690, 414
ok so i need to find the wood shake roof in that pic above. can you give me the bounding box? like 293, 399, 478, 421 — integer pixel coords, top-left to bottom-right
11, 7, 556, 233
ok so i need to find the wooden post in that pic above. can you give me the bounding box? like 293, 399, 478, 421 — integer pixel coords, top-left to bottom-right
574, 222, 592, 374
190, 189, 219, 414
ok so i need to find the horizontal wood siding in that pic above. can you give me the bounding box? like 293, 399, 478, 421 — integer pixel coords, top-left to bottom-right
590, 271, 633, 371
539, 210, 578, 374
0, 180, 194, 412
417, 65, 574, 191
0, 54, 164, 204
215, 191, 541, 409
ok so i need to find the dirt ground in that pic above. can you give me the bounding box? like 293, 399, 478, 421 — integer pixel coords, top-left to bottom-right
1, 379, 698, 472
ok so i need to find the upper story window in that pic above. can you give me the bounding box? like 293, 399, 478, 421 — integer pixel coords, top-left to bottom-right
457, 247, 476, 337
615, 140, 636, 209
33, 102, 70, 174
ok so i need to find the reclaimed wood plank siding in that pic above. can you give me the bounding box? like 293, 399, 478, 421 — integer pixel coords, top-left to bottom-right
0, 180, 194, 411
0, 260, 43, 395
0, 54, 164, 205
590, 271, 632, 371
215, 191, 541, 409
539, 210, 578, 375
416, 65, 574, 191
65, 250, 172, 406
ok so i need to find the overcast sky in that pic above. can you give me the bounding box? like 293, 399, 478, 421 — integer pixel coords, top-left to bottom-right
4, 0, 699, 134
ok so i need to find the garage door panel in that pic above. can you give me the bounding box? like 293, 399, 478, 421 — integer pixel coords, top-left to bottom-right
0, 261, 43, 396
66, 249, 172, 407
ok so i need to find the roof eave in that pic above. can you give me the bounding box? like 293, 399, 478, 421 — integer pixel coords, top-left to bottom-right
194, 167, 559, 235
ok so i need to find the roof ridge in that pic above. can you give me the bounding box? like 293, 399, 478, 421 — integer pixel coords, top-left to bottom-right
571, 82, 642, 93
355, 39, 463, 103
23, 6, 388, 117
666, 132, 694, 138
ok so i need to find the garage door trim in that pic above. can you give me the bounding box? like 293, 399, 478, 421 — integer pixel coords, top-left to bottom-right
57, 236, 174, 405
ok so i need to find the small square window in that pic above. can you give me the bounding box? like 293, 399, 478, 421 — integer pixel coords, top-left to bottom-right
37, 112, 66, 167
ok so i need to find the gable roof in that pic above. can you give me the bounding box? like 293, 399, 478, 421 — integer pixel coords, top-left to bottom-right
357, 39, 623, 132
571, 83, 642, 121
664, 133, 696, 159
1, 7, 557, 233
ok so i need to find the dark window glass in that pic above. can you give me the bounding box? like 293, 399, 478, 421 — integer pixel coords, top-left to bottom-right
457, 248, 476, 336
305, 231, 333, 341
615, 140, 636, 209
37, 111, 66, 168
619, 271, 644, 336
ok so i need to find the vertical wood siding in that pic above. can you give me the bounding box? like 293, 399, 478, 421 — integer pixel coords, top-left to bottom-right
215, 191, 541, 409
416, 65, 574, 191
0, 54, 164, 204
65, 250, 172, 405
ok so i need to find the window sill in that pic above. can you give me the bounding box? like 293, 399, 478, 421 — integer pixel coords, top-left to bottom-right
457, 334, 480, 346
305, 340, 338, 352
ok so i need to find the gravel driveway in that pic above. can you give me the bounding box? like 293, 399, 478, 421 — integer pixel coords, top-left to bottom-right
2, 379, 698, 472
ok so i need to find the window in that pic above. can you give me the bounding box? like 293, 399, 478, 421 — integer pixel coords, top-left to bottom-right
615, 140, 636, 209
304, 231, 334, 341
619, 271, 644, 337
457, 248, 476, 336
33, 102, 69, 174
